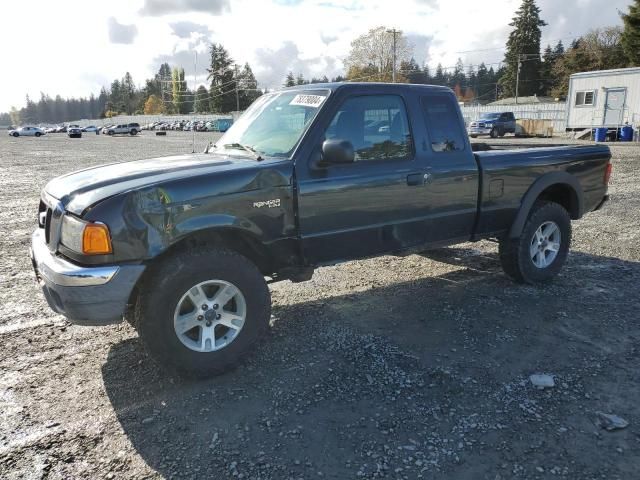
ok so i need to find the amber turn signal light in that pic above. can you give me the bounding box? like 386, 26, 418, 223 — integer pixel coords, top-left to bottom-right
82, 223, 113, 255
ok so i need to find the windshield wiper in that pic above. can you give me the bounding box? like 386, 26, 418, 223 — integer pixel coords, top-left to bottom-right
222, 143, 264, 161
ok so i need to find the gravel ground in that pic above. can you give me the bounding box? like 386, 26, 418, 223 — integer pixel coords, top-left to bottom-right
0, 132, 639, 479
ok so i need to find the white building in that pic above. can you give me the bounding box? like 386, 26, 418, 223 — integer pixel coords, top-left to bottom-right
566, 67, 640, 130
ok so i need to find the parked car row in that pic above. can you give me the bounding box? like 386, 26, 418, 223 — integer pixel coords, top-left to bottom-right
40, 125, 99, 134
142, 118, 233, 132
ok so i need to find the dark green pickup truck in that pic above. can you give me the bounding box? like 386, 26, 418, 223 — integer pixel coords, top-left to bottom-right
31, 83, 611, 377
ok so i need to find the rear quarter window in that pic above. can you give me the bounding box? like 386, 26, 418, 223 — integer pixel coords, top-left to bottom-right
420, 95, 466, 153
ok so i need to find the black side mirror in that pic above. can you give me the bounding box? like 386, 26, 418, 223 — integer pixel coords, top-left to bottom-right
322, 139, 355, 165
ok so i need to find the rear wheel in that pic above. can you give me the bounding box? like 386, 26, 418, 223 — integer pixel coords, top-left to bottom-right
135, 247, 271, 378
499, 201, 571, 284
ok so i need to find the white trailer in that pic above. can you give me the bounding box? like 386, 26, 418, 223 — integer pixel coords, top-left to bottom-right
566, 67, 640, 131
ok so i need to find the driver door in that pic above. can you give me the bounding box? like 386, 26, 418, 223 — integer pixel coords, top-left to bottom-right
296, 93, 432, 265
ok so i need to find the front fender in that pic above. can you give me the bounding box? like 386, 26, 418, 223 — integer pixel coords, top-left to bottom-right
508, 171, 583, 239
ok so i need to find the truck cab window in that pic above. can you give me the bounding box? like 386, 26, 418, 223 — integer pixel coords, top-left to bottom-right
325, 95, 412, 161
421, 95, 466, 152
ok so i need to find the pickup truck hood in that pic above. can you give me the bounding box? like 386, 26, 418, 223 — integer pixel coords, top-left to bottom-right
45, 153, 286, 215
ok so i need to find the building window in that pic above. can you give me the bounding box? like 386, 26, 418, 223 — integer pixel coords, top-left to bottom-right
575, 90, 595, 106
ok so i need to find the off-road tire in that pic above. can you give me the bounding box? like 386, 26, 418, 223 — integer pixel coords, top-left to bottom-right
499, 201, 571, 284
135, 247, 271, 378
490, 128, 498, 139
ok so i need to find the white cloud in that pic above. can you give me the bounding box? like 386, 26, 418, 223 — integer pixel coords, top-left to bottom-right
107, 17, 138, 44
0, 0, 630, 112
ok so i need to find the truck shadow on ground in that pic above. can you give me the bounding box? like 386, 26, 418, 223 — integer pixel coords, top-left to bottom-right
101, 248, 640, 479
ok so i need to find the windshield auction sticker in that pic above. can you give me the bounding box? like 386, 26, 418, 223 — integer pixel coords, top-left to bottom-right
289, 94, 326, 108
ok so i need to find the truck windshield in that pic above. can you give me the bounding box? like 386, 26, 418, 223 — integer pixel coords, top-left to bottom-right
217, 89, 329, 158
479, 113, 501, 120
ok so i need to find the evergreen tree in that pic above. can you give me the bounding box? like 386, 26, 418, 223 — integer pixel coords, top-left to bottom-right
284, 71, 296, 87
238, 63, 261, 109
401, 58, 422, 83
621, 0, 640, 65
207, 43, 236, 113
296, 73, 307, 85
433, 63, 446, 86
122, 72, 136, 114
451, 59, 466, 89
193, 85, 210, 113
498, 0, 547, 98
553, 40, 565, 56
23, 95, 37, 123
422, 65, 431, 84
540, 44, 555, 95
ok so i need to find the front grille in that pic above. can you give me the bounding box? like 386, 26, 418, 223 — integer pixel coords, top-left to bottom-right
38, 193, 63, 251
44, 208, 52, 244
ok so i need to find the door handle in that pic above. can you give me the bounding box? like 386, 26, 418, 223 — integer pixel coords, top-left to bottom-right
406, 172, 431, 186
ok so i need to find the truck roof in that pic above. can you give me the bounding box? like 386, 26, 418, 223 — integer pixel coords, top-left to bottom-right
281, 82, 454, 94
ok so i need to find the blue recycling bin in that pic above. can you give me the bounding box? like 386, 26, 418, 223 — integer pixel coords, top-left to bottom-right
594, 127, 608, 142
620, 125, 634, 142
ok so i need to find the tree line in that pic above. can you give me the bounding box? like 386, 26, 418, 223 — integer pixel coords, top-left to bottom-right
340, 0, 640, 103
3, 43, 262, 125
3, 0, 640, 125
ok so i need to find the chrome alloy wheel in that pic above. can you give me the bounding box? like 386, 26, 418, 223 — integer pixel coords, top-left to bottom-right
530, 221, 561, 269
173, 280, 247, 352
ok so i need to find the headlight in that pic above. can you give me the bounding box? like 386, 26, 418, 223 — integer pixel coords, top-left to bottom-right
61, 215, 112, 255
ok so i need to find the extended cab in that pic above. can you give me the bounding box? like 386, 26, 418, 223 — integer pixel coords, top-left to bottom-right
30, 83, 611, 377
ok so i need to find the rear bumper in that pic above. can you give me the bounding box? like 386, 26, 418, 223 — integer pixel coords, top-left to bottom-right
30, 229, 145, 325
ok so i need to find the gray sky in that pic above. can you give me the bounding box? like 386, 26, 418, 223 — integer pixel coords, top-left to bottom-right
0, 0, 632, 111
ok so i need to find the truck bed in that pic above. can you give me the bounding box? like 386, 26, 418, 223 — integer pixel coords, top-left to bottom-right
473, 144, 611, 237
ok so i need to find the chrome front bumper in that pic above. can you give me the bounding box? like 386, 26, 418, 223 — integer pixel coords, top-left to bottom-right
30, 229, 145, 325
31, 229, 118, 286
468, 128, 492, 135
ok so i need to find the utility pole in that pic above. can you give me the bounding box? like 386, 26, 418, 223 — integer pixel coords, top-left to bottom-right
192, 51, 198, 153
515, 54, 522, 104
387, 28, 401, 83
234, 64, 240, 112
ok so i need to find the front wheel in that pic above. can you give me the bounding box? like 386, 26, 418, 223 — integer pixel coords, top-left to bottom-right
135, 247, 271, 378
499, 201, 571, 284
12, 132, 18, 137
35, 132, 42, 137
130, 129, 137, 135
490, 128, 498, 139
